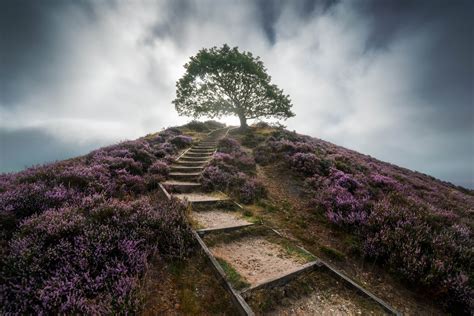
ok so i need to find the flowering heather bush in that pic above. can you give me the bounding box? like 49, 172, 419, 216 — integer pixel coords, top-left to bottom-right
217, 137, 240, 153
170, 135, 193, 148
289, 152, 331, 176
0, 127, 194, 313
0, 197, 193, 314
200, 137, 266, 204
148, 160, 170, 177
232, 173, 266, 204
370, 173, 402, 192
254, 127, 474, 312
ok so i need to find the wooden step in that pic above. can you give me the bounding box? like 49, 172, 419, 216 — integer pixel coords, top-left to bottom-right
171, 165, 205, 171
173, 192, 230, 203
179, 156, 212, 161
185, 151, 214, 156
193, 146, 216, 150
162, 180, 202, 193
188, 149, 215, 153
169, 172, 201, 180
175, 160, 208, 166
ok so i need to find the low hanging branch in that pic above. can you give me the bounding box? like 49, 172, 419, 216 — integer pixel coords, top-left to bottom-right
173, 44, 295, 128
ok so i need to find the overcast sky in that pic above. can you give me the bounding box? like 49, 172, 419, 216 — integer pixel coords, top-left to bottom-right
1, 0, 473, 188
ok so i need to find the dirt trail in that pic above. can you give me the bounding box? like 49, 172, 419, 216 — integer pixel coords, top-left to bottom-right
191, 210, 251, 229
210, 236, 306, 285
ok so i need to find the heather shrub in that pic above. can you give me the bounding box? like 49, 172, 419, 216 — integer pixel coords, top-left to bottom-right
232, 173, 266, 204
170, 135, 193, 149
183, 120, 210, 132
0, 197, 193, 314
201, 137, 265, 204
289, 152, 331, 176
148, 161, 170, 178
370, 173, 402, 192
217, 137, 240, 154
253, 121, 271, 129
204, 120, 226, 130
254, 144, 276, 165
200, 166, 232, 191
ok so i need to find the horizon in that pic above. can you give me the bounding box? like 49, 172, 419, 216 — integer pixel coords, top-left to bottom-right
1, 0, 473, 188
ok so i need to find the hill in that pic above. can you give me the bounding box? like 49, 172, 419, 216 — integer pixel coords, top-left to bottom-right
1, 121, 472, 314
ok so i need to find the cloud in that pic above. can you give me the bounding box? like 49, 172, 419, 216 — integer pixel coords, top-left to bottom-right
0, 0, 472, 188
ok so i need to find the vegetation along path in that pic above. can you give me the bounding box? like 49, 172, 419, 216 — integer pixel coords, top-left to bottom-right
160, 128, 400, 315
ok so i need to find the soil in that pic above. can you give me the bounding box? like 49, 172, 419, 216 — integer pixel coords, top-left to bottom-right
174, 192, 229, 202
191, 210, 252, 229
209, 236, 307, 286
246, 269, 388, 316
139, 253, 238, 315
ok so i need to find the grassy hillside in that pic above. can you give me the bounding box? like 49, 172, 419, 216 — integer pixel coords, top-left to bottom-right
202, 123, 473, 314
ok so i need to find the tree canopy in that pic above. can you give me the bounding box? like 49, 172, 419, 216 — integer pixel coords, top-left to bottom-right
173, 44, 294, 128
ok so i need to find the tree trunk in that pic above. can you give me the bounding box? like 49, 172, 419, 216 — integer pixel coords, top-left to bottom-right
238, 114, 248, 130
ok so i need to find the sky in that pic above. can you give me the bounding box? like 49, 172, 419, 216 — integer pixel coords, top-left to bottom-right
1, 0, 473, 188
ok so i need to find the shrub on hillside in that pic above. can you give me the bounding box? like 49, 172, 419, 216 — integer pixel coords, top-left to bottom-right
217, 137, 241, 154
0, 197, 193, 314
200, 137, 265, 204
288, 152, 331, 176
183, 120, 210, 132
170, 135, 193, 149
204, 120, 226, 130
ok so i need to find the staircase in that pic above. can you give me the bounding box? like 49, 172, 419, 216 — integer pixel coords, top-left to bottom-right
159, 128, 400, 316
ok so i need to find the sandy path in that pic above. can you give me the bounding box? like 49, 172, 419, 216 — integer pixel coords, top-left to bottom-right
210, 236, 305, 285
191, 210, 251, 229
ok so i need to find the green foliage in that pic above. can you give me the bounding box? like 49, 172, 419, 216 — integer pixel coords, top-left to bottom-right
216, 258, 249, 290
320, 245, 346, 261
173, 44, 294, 127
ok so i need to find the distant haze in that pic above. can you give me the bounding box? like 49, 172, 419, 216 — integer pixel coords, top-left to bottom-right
1, 0, 473, 188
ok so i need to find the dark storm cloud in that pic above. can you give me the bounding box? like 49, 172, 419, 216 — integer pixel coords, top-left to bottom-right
0, 0, 472, 188
0, 128, 105, 172
0, 0, 98, 106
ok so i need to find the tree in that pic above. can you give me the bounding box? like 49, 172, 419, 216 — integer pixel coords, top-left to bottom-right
173, 44, 294, 129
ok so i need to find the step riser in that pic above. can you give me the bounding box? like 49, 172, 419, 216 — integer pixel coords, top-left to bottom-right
179, 157, 212, 162
176, 161, 208, 166
171, 167, 204, 173
165, 184, 202, 194
188, 149, 215, 153
169, 174, 200, 181
185, 152, 214, 156
182, 155, 213, 160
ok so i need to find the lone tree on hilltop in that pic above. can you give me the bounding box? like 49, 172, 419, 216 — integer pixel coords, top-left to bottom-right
173, 44, 294, 129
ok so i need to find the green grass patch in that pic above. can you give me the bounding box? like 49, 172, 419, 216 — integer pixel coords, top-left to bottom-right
281, 242, 316, 262
216, 258, 250, 290
320, 245, 346, 261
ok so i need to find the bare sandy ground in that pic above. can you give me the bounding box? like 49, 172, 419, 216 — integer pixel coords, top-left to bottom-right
270, 291, 373, 316
191, 210, 251, 229
210, 236, 306, 285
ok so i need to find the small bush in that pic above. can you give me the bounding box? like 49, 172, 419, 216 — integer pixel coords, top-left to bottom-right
289, 153, 324, 176
201, 137, 264, 204
170, 135, 193, 149
183, 120, 210, 132
204, 120, 226, 130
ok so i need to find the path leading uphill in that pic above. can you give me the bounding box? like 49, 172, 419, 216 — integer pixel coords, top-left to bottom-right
160, 128, 400, 315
